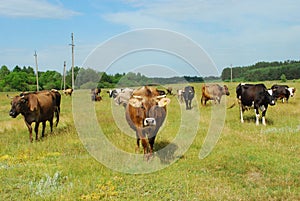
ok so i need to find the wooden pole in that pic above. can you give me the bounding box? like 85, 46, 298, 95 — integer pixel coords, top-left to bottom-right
63, 61, 66, 91
34, 51, 39, 91
70, 33, 75, 90
230, 64, 233, 82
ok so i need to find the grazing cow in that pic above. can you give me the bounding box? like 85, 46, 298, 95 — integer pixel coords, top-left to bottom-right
166, 87, 173, 95
177, 89, 184, 103
271, 84, 296, 103
201, 84, 230, 105
125, 86, 171, 159
236, 83, 275, 125
9, 90, 61, 142
91, 87, 102, 101
114, 88, 134, 107
63, 88, 73, 96
182, 86, 195, 110
107, 88, 123, 98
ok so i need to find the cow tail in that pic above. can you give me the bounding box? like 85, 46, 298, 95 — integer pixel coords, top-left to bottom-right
55, 92, 61, 127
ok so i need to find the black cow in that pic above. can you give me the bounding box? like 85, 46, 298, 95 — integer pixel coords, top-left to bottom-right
236, 83, 275, 125
182, 86, 195, 110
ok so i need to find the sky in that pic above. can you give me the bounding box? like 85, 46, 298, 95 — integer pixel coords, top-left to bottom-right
0, 0, 300, 77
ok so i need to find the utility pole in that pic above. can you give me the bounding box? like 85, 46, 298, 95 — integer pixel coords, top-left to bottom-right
230, 64, 233, 82
34, 51, 39, 91
70, 33, 75, 90
63, 61, 66, 91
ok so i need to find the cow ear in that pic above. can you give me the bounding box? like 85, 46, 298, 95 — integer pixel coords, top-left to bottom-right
158, 98, 171, 107
28, 95, 38, 111
128, 98, 142, 108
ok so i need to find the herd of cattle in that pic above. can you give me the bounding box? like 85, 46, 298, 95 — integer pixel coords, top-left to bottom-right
8, 83, 296, 158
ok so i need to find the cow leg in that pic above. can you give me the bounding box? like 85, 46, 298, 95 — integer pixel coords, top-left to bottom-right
261, 105, 268, 126
136, 128, 149, 156
135, 132, 140, 153
25, 121, 33, 142
239, 105, 244, 123
185, 100, 189, 110
34, 122, 40, 140
41, 121, 46, 138
255, 108, 260, 125
49, 119, 53, 133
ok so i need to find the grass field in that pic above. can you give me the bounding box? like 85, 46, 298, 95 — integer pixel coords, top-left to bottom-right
0, 81, 299, 200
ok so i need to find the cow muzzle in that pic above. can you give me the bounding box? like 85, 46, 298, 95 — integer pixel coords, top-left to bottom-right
144, 118, 156, 126
9, 110, 17, 118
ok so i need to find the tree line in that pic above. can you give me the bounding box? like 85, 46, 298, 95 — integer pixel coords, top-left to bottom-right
0, 65, 207, 92
2, 60, 298, 92
221, 60, 300, 82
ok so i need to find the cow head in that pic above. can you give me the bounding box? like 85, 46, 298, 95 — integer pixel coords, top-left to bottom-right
223, 85, 230, 96
266, 90, 276, 106
128, 87, 170, 127
288, 87, 296, 97
9, 95, 27, 118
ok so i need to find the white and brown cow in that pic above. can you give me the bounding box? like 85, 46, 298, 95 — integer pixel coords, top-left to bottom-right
125, 86, 171, 159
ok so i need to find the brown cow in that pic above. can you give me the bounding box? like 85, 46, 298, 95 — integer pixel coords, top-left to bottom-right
9, 90, 61, 142
63, 88, 73, 96
125, 86, 171, 159
91, 87, 102, 101
201, 84, 230, 105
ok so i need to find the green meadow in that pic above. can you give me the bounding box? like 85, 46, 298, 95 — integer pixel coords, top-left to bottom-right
0, 81, 299, 200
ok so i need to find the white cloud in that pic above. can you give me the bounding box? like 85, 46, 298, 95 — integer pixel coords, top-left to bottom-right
0, 0, 80, 19
103, 0, 300, 69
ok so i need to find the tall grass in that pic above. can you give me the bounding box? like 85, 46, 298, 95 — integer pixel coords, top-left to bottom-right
0, 81, 299, 200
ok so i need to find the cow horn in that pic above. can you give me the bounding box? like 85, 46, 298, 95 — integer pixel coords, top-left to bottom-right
133, 95, 143, 99
156, 95, 166, 99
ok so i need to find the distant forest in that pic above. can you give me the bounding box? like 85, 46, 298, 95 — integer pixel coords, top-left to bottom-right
0, 65, 217, 92
1, 60, 299, 92
221, 60, 300, 82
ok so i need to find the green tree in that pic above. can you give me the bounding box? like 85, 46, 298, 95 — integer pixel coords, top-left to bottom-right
4, 71, 29, 91
280, 74, 287, 82
39, 70, 62, 90
0, 65, 10, 80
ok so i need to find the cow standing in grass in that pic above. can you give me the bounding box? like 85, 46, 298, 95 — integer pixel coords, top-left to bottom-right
182, 86, 195, 110
271, 84, 296, 103
9, 90, 61, 142
125, 86, 171, 159
236, 83, 275, 125
63, 88, 73, 96
201, 84, 230, 105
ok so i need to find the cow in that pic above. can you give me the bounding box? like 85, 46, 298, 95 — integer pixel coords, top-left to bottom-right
271, 84, 296, 103
9, 90, 61, 142
63, 88, 73, 96
182, 86, 195, 110
125, 86, 171, 159
91, 87, 102, 101
201, 84, 230, 105
114, 88, 134, 107
177, 89, 184, 103
166, 87, 173, 95
236, 83, 275, 125
107, 88, 123, 98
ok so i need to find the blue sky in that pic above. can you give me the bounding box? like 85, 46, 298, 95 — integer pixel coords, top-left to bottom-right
1, 0, 300, 77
